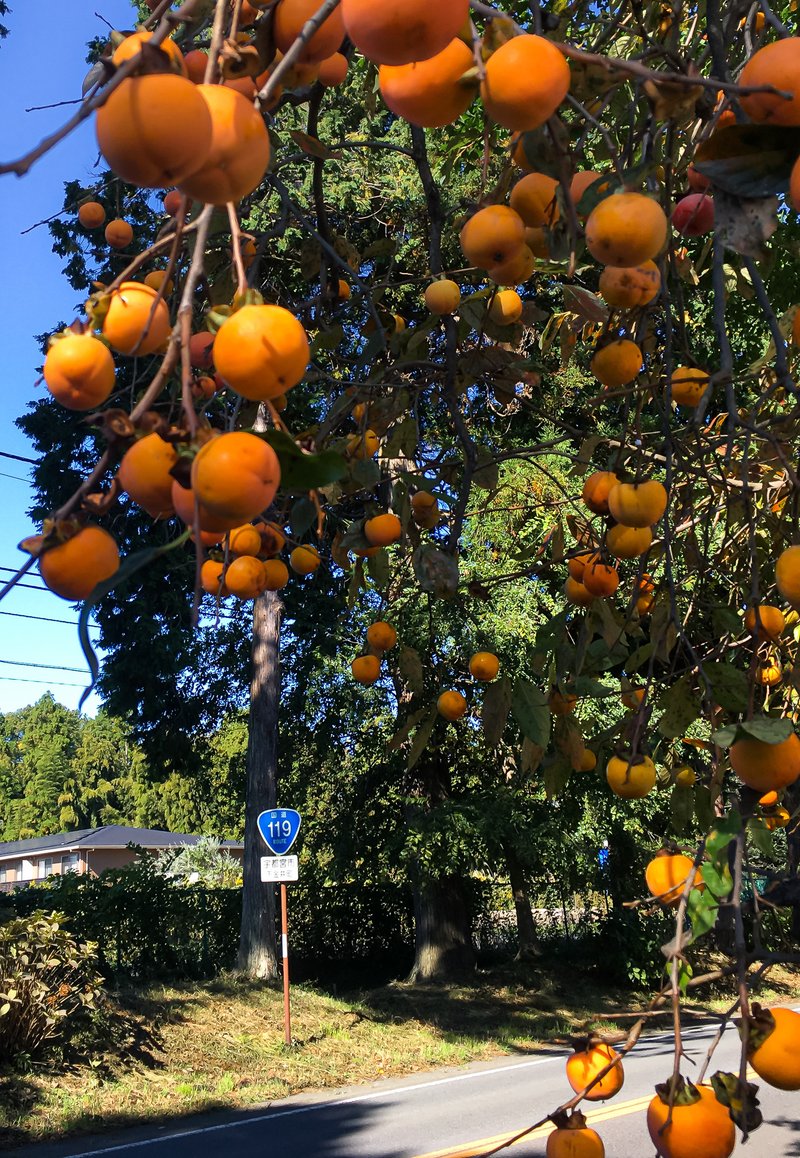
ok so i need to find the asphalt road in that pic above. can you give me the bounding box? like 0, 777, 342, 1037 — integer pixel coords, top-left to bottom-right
15, 1011, 800, 1158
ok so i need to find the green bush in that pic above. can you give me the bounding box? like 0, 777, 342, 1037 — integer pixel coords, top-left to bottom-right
2, 859, 241, 982
0, 911, 103, 1066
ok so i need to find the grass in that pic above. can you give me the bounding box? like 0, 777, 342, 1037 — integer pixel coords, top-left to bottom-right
1, 961, 798, 1149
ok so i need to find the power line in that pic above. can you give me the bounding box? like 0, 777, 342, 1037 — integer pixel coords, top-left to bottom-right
0, 472, 31, 483
0, 676, 88, 688
0, 658, 87, 674
0, 610, 100, 630
0, 450, 37, 465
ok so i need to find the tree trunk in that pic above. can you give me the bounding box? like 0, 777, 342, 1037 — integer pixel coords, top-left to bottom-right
408, 874, 475, 982
785, 782, 800, 940
237, 590, 282, 978
504, 845, 541, 960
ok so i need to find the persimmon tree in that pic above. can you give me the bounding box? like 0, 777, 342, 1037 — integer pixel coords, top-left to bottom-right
4, 0, 800, 1148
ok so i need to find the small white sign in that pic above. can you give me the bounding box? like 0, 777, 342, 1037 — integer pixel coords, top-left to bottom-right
260, 855, 299, 882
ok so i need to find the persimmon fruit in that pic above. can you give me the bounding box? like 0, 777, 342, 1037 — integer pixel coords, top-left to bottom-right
225, 556, 267, 600
606, 754, 657, 798
274, 0, 346, 63
352, 654, 381, 685
469, 652, 500, 681
747, 1006, 800, 1090
117, 433, 178, 519
566, 1043, 624, 1101
585, 193, 667, 267
739, 38, 800, 125
606, 523, 653, 558
425, 279, 461, 315
510, 172, 560, 227
39, 526, 120, 601
489, 289, 524, 325
481, 35, 570, 131
437, 690, 468, 720
379, 39, 476, 128
96, 74, 213, 188
342, 0, 469, 66
177, 85, 270, 205
744, 604, 785, 641
78, 201, 106, 229
646, 1083, 734, 1158
598, 262, 661, 309
582, 471, 618, 515
102, 282, 171, 357
213, 304, 309, 401
105, 219, 134, 249
191, 432, 281, 525
364, 513, 402, 546
460, 205, 526, 270
290, 545, 321, 575
607, 480, 668, 528
775, 545, 800, 607
262, 559, 290, 591
670, 366, 709, 407
367, 622, 398, 651
591, 339, 643, 388
43, 332, 115, 411
729, 731, 800, 792
645, 850, 696, 905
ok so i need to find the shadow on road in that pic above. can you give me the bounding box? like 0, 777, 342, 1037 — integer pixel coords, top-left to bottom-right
6, 1097, 408, 1158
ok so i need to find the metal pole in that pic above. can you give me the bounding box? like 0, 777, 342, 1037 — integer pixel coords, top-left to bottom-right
280, 882, 291, 1045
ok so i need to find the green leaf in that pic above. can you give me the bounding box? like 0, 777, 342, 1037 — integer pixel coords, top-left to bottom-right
407, 709, 437, 772
397, 646, 424, 695
366, 548, 390, 590
543, 752, 571, 799
704, 663, 750, 714
710, 724, 738, 748
677, 960, 693, 996
693, 123, 800, 197
473, 451, 499, 491
574, 676, 615, 697
747, 818, 777, 859
701, 860, 733, 899
535, 609, 569, 655
290, 496, 316, 539
657, 676, 700, 739
482, 676, 513, 749
412, 545, 459, 599
350, 457, 381, 489
695, 785, 714, 831
687, 886, 719, 941
670, 784, 694, 835
625, 643, 654, 673
707, 810, 742, 859
511, 680, 551, 748
262, 431, 347, 491
739, 717, 796, 744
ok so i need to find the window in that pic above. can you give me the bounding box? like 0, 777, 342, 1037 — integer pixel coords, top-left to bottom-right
0, 865, 12, 884
61, 853, 80, 874
40, 858, 53, 879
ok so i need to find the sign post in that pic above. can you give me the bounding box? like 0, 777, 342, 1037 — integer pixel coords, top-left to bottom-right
257, 809, 301, 1047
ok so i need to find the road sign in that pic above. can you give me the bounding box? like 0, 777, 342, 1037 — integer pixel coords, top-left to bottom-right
257, 808, 302, 855
260, 855, 299, 882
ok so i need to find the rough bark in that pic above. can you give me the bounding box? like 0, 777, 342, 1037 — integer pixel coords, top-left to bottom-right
785, 782, 800, 940
237, 589, 282, 979
406, 752, 476, 983
408, 874, 476, 983
504, 845, 542, 961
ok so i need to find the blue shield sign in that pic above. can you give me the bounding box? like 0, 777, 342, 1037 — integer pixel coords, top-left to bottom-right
257, 809, 302, 856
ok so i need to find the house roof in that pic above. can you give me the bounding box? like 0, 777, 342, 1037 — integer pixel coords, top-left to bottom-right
0, 826, 243, 860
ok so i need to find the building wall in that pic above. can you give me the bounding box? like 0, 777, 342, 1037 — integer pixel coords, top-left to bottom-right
0, 843, 243, 889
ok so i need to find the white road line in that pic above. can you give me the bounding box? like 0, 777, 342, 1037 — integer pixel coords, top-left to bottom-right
59, 1055, 560, 1157
56, 1007, 800, 1157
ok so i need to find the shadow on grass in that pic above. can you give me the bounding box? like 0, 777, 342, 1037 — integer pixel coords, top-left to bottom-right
6, 1097, 404, 1158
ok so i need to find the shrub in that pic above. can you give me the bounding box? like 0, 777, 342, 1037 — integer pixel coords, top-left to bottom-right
0, 911, 103, 1066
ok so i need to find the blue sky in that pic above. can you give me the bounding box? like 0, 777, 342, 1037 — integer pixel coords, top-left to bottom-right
0, 0, 135, 714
